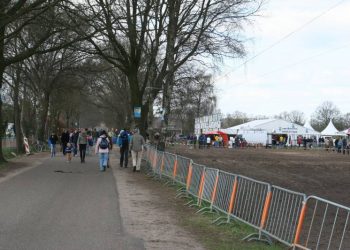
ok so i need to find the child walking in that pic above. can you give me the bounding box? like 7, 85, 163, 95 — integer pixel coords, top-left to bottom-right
65, 142, 73, 163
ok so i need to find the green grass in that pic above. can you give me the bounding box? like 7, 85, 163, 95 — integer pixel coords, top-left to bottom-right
0, 148, 19, 170
2, 148, 18, 160
178, 203, 284, 250
165, 181, 285, 250
145, 162, 285, 250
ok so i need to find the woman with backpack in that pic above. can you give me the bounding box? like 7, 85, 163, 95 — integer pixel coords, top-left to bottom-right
95, 130, 110, 172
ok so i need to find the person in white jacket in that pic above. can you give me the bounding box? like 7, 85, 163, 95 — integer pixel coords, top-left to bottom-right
95, 130, 110, 172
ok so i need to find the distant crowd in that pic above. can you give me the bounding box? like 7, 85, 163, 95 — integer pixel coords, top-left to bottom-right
171, 134, 247, 149
48, 128, 145, 172
172, 133, 350, 154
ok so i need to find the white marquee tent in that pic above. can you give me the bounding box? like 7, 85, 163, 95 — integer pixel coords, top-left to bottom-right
225, 119, 320, 135
303, 120, 318, 133
222, 119, 320, 145
321, 119, 346, 136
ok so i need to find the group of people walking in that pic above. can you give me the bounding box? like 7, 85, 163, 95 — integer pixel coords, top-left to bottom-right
48, 127, 145, 172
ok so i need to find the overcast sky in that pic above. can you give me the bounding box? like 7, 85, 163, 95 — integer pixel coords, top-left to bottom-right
215, 0, 350, 120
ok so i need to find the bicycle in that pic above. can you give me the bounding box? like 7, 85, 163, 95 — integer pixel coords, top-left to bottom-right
31, 141, 49, 152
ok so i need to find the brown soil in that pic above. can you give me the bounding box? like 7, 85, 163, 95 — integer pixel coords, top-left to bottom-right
111, 158, 284, 250
168, 145, 350, 207
111, 155, 206, 250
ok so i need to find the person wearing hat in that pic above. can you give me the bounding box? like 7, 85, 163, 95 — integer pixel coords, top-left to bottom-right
129, 128, 145, 172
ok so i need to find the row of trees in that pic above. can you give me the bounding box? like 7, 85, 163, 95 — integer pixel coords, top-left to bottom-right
221, 101, 350, 132
1, 0, 262, 161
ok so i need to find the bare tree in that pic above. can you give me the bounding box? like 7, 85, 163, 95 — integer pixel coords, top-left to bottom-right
0, 0, 89, 161
70, 0, 261, 136
221, 111, 250, 128
170, 67, 216, 134
275, 110, 305, 125
342, 113, 350, 130
83, 61, 132, 129
311, 101, 341, 132
3, 63, 26, 153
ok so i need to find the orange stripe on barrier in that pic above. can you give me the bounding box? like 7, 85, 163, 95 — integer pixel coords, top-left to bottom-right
293, 203, 307, 245
160, 153, 165, 174
228, 176, 238, 214
210, 174, 219, 204
150, 150, 154, 166
260, 191, 272, 229
186, 163, 193, 191
153, 151, 157, 169
173, 158, 178, 178
198, 171, 206, 206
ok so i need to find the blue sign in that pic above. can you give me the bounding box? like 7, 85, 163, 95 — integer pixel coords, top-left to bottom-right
134, 107, 141, 118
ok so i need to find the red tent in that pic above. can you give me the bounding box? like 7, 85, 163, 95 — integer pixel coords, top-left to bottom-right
204, 130, 229, 145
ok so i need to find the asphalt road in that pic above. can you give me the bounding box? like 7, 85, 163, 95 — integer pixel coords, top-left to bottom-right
0, 152, 144, 250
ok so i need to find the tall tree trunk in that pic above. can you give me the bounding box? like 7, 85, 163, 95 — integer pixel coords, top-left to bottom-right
140, 103, 149, 136
38, 92, 50, 142
66, 111, 70, 128
0, 65, 6, 162
20, 85, 27, 137
0, 19, 6, 161
196, 93, 202, 117
13, 72, 24, 154
163, 0, 178, 138
128, 71, 149, 136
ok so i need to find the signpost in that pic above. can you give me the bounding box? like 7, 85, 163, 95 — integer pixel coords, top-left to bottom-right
134, 107, 141, 118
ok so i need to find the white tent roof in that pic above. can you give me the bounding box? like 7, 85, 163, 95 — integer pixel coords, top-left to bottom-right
321, 119, 343, 136
225, 119, 320, 135
227, 119, 276, 131
304, 120, 318, 132
220, 128, 239, 134
342, 128, 350, 135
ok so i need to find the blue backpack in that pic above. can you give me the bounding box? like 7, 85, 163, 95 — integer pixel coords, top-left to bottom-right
99, 137, 109, 149
120, 132, 129, 146
88, 138, 93, 146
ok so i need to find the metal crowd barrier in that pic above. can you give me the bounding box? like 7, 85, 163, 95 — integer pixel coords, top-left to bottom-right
186, 163, 206, 199
262, 186, 306, 246
197, 168, 219, 209
154, 151, 164, 176
231, 176, 269, 230
212, 171, 236, 215
162, 152, 176, 180
175, 156, 191, 185
142, 145, 350, 249
293, 196, 350, 250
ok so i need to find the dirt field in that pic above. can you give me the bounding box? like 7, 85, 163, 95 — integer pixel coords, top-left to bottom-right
168, 145, 350, 207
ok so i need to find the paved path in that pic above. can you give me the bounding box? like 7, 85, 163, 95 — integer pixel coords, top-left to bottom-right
0, 153, 144, 250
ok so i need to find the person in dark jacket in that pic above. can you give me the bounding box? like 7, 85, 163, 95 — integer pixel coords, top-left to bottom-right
49, 132, 59, 157
72, 129, 79, 157
61, 130, 70, 155
342, 137, 348, 155
77, 128, 88, 163
118, 129, 129, 168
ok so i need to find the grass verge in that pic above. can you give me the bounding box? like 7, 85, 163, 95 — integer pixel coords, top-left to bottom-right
3, 148, 18, 159
0, 148, 19, 170
176, 197, 284, 250
145, 170, 285, 250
